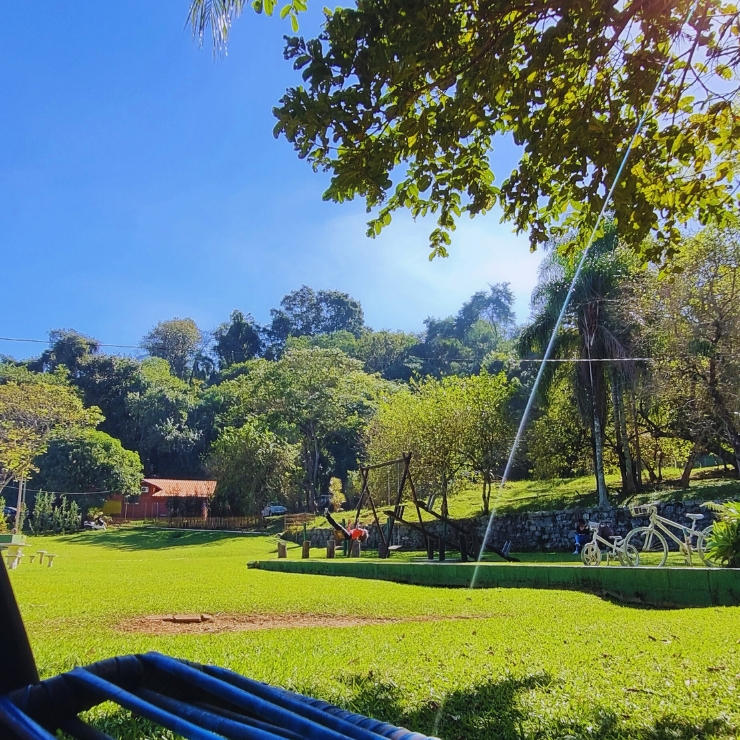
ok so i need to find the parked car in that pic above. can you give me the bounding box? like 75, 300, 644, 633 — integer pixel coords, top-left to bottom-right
261, 503, 288, 517
317, 495, 334, 513
3, 506, 17, 524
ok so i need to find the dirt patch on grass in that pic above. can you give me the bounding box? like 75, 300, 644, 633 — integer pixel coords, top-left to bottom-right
118, 612, 485, 635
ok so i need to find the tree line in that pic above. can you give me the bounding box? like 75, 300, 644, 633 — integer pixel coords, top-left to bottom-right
1, 226, 739, 516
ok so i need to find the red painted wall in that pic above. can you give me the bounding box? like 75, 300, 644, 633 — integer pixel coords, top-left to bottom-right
105, 492, 169, 519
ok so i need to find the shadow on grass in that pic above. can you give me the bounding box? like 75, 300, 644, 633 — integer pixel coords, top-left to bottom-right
75, 671, 735, 740
341, 672, 734, 740
59, 527, 253, 551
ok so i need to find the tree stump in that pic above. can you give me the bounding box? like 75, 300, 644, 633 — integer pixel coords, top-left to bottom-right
277, 542, 287, 559
326, 539, 336, 559
350, 539, 361, 558
301, 540, 311, 559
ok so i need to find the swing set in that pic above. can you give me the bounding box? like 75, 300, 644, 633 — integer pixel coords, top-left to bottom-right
338, 453, 518, 562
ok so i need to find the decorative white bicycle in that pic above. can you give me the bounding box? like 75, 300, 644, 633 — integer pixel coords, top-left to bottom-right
581, 521, 638, 567
622, 504, 715, 567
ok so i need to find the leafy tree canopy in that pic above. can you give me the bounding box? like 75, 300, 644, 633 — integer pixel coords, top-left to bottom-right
190, 0, 740, 261
208, 420, 301, 515
268, 285, 365, 346
213, 310, 263, 368
29, 329, 100, 375
32, 429, 143, 498
142, 318, 203, 380
0, 368, 103, 488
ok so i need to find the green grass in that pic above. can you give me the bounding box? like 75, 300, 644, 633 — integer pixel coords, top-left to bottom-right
335, 467, 740, 527
8, 528, 740, 739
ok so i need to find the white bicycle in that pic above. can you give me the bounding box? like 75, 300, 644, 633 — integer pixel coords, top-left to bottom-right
622, 504, 715, 567
581, 521, 638, 567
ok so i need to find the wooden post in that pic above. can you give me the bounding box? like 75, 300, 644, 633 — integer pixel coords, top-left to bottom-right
427, 538, 435, 560
277, 542, 287, 558
326, 539, 335, 558
13, 477, 23, 533
459, 533, 468, 563
439, 539, 446, 562
350, 539, 361, 558
302, 540, 311, 559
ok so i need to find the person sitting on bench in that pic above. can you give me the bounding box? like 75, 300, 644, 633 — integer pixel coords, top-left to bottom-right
597, 522, 616, 547
325, 510, 369, 544
574, 518, 589, 554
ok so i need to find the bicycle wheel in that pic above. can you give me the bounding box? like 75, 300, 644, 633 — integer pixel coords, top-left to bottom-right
623, 527, 668, 567
581, 542, 602, 566
697, 525, 718, 567
618, 543, 640, 567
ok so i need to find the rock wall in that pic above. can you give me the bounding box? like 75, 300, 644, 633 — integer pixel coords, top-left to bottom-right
289, 500, 717, 553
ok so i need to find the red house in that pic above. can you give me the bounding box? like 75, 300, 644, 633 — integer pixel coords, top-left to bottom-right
103, 479, 217, 519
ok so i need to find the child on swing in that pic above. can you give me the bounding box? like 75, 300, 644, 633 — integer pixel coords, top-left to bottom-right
325, 509, 369, 544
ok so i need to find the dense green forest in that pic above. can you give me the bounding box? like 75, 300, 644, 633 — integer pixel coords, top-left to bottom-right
2, 226, 740, 517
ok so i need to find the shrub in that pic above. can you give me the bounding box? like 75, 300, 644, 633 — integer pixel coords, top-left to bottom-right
706, 501, 740, 567
31, 491, 81, 535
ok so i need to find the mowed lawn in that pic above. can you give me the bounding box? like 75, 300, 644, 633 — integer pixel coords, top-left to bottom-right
7, 528, 740, 740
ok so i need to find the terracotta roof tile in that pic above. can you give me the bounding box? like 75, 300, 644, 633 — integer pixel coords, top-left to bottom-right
142, 479, 217, 498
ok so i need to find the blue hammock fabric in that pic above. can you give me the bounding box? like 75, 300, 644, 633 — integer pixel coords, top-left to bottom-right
0, 652, 439, 740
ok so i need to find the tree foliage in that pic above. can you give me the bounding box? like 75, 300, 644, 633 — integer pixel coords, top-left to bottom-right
519, 228, 638, 504
30, 329, 100, 375
142, 318, 203, 380
0, 368, 102, 490
268, 285, 365, 348
208, 420, 300, 515
367, 373, 516, 513
458, 371, 519, 514
32, 429, 143, 499
126, 358, 205, 477
265, 0, 740, 260
213, 310, 263, 368
638, 226, 740, 476
221, 348, 384, 507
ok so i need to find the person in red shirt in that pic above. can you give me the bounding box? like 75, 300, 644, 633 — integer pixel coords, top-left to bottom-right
325, 510, 368, 544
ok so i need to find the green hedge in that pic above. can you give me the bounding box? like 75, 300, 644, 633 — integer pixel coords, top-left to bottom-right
249, 560, 740, 608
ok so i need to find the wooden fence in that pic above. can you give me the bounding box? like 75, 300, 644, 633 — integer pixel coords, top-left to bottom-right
165, 516, 262, 531
284, 513, 316, 529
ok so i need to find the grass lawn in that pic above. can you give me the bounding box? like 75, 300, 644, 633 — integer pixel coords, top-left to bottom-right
7, 528, 740, 739
325, 467, 740, 529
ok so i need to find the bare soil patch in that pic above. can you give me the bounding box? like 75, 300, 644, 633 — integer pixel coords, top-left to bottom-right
118, 612, 486, 635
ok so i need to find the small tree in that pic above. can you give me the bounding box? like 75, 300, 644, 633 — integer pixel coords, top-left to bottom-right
31, 492, 81, 535
208, 421, 301, 515
224, 348, 384, 510
367, 377, 468, 515
458, 371, 518, 515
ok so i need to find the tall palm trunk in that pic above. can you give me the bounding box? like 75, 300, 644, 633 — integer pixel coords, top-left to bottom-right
610, 369, 636, 495
592, 409, 609, 507
630, 387, 643, 489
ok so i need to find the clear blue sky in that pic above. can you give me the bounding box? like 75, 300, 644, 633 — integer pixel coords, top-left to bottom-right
0, 1, 542, 360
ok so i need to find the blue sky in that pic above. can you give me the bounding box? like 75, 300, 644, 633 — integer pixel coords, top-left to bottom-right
0, 1, 543, 360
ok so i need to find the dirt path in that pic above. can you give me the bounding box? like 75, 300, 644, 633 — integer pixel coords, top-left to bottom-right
118, 612, 498, 635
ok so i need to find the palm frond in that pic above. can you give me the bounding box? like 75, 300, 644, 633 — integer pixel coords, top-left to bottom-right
187, 0, 248, 53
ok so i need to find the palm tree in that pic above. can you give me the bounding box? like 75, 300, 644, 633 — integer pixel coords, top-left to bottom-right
519, 228, 636, 506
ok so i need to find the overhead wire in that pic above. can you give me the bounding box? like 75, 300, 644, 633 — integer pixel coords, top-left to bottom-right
0, 337, 143, 350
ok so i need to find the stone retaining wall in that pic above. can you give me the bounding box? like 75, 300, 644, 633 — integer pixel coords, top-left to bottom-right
287, 500, 718, 553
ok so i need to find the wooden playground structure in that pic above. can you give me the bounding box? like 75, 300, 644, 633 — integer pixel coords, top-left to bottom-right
342, 452, 517, 562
